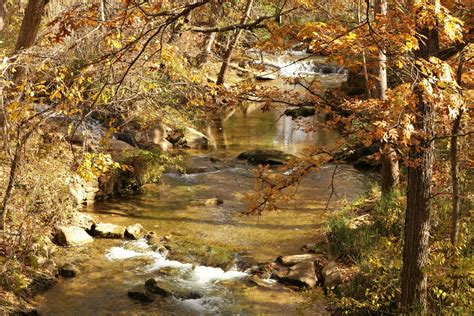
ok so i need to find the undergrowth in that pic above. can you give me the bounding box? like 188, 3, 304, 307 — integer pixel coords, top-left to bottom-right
326, 186, 473, 314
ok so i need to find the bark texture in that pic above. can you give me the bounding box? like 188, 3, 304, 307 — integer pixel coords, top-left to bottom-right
400, 1, 439, 311
381, 144, 399, 193
15, 0, 48, 51
450, 52, 465, 247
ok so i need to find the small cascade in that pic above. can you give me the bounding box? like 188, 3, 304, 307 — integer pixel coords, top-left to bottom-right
106, 240, 248, 313
248, 49, 347, 77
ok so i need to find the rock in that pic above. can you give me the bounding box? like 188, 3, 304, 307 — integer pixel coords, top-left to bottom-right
134, 123, 173, 151
322, 261, 358, 288
237, 149, 294, 165
284, 107, 315, 119
204, 198, 224, 206
73, 213, 96, 232
67, 175, 99, 205
92, 223, 126, 239
183, 127, 210, 149
255, 72, 277, 80
32, 236, 57, 258
108, 139, 134, 154
127, 291, 155, 303
116, 132, 138, 147
55, 226, 94, 247
145, 279, 172, 297
58, 263, 80, 278
146, 231, 163, 246
248, 275, 274, 288
157, 267, 181, 276
125, 224, 147, 240
145, 278, 202, 300
347, 214, 372, 230
276, 254, 318, 266
273, 261, 317, 288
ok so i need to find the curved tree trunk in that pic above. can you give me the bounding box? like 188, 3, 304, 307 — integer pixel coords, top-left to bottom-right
400, 0, 439, 311
216, 0, 254, 85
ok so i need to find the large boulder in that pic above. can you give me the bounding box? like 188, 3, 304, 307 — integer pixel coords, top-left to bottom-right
237, 149, 294, 165
125, 224, 147, 240
92, 223, 126, 239
55, 226, 94, 247
273, 261, 317, 288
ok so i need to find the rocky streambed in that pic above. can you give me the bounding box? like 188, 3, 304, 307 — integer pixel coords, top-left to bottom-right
33, 55, 374, 315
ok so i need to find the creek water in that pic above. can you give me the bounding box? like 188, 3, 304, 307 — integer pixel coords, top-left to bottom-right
35, 58, 372, 315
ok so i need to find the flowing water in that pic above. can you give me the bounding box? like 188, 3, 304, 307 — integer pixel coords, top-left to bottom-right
35, 56, 372, 315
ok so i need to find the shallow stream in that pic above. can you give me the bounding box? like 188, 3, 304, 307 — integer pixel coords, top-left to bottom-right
35, 56, 372, 315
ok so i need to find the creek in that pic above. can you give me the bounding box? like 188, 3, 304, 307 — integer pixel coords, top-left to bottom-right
35, 54, 373, 315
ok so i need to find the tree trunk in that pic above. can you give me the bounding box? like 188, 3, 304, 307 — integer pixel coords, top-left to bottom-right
400, 1, 439, 312
357, 0, 371, 98
14, 0, 48, 51
99, 0, 106, 22
381, 144, 399, 193
0, 0, 5, 32
375, 0, 399, 195
374, 0, 388, 99
197, 0, 221, 65
450, 52, 465, 247
216, 0, 254, 85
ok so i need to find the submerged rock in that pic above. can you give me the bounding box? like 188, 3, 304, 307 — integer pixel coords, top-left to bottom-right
144, 279, 172, 297
58, 263, 80, 278
92, 223, 126, 239
144, 278, 202, 300
127, 291, 155, 303
284, 107, 315, 119
237, 149, 294, 165
125, 224, 147, 240
55, 226, 94, 247
248, 275, 274, 288
273, 261, 317, 288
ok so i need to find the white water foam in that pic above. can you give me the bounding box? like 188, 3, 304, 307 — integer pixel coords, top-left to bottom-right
106, 240, 248, 313
106, 240, 247, 284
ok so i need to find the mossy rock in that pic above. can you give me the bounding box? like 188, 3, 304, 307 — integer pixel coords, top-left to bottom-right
237, 150, 294, 165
